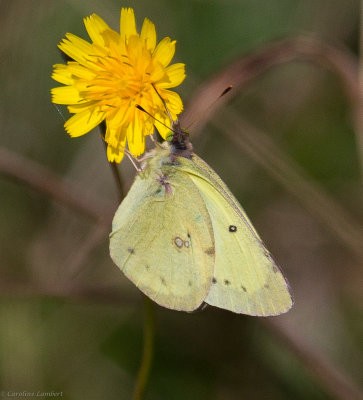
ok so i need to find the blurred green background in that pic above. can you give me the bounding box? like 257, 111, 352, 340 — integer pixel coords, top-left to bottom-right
0, 0, 362, 399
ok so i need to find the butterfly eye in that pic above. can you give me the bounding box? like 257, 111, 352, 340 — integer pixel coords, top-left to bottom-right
229, 225, 237, 232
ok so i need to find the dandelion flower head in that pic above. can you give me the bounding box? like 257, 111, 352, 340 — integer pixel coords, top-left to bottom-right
51, 8, 186, 162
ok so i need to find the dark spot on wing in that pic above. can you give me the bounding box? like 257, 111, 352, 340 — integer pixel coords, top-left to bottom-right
264, 284, 270, 289
205, 247, 215, 256
241, 285, 247, 292
273, 266, 278, 273
161, 277, 166, 286
224, 279, 230, 286
212, 277, 217, 284
155, 188, 162, 195
188, 280, 192, 287
187, 232, 191, 238
145, 265, 150, 271
229, 225, 237, 232
127, 247, 135, 254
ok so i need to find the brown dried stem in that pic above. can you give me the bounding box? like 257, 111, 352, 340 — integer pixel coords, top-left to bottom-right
0, 146, 114, 226
182, 36, 361, 176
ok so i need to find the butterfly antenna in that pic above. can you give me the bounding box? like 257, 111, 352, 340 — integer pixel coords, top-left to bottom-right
151, 83, 174, 125
136, 105, 177, 135
186, 85, 232, 130
125, 152, 142, 172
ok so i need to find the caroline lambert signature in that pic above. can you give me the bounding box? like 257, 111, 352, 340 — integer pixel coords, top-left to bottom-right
1, 391, 63, 397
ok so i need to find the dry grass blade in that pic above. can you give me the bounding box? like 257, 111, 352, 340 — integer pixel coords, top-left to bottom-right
182, 36, 362, 178
266, 319, 363, 400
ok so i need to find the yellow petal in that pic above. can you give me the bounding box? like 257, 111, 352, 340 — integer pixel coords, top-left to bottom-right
105, 121, 126, 147
67, 101, 97, 113
153, 37, 175, 67
64, 108, 105, 137
66, 63, 96, 80
107, 144, 125, 163
164, 90, 183, 114
84, 13, 111, 46
105, 123, 126, 163
102, 30, 123, 58
58, 33, 93, 65
120, 8, 137, 42
107, 104, 130, 129
154, 112, 172, 140
51, 86, 83, 104
127, 115, 146, 156
106, 123, 127, 162
127, 35, 144, 66
158, 63, 186, 88
140, 18, 156, 51
51, 64, 74, 85
150, 60, 166, 82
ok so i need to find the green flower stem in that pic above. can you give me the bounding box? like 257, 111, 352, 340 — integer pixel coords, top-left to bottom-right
133, 296, 155, 400
99, 126, 155, 399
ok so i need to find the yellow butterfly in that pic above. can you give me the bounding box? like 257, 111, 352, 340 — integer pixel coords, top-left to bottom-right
110, 121, 293, 316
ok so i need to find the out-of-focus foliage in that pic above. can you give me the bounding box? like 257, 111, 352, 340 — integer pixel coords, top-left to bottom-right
0, 1, 362, 399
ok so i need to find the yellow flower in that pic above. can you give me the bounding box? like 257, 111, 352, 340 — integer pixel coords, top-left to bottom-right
51, 8, 186, 162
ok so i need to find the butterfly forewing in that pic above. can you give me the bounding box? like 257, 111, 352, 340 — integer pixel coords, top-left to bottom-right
176, 155, 293, 316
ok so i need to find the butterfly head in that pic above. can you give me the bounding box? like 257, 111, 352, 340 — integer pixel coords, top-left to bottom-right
169, 120, 193, 159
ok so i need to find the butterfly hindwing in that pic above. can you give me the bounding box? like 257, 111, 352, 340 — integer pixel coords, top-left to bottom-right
176, 155, 293, 316
110, 161, 215, 312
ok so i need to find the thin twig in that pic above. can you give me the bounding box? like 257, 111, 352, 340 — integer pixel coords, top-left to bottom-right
0, 146, 113, 225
